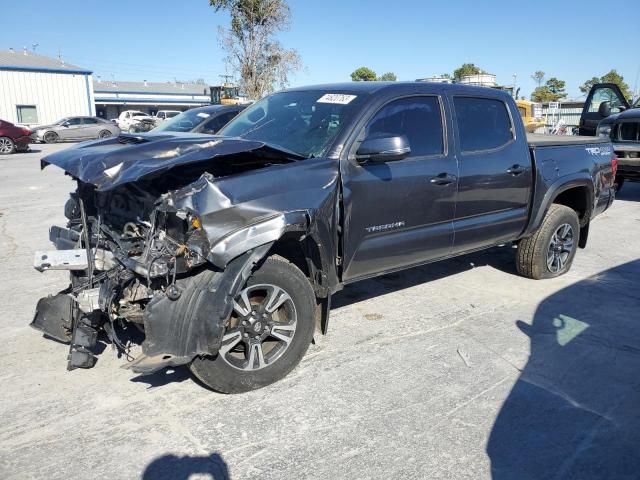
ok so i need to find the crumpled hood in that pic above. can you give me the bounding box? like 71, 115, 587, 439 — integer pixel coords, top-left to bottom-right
41, 133, 295, 191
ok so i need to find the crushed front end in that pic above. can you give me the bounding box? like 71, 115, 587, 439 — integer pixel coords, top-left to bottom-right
32, 179, 219, 371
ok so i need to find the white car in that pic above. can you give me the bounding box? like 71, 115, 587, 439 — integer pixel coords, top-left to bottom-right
117, 111, 156, 133
153, 110, 181, 124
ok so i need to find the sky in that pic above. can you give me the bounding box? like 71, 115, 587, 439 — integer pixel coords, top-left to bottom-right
3, 0, 639, 99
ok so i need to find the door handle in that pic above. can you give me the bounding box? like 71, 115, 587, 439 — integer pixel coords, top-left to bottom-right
507, 164, 526, 176
429, 173, 457, 186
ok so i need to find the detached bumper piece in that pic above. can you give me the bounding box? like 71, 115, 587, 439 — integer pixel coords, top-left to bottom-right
31, 293, 74, 343
31, 291, 100, 370
67, 317, 99, 370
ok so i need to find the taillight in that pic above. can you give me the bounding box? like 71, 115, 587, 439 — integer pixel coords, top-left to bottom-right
21, 128, 31, 136
611, 155, 618, 179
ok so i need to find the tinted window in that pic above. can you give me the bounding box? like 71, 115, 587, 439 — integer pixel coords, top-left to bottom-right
66, 118, 83, 126
365, 96, 444, 157
202, 111, 238, 133
454, 97, 513, 152
83, 118, 98, 124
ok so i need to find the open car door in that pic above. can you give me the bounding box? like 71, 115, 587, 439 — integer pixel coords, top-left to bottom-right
579, 83, 630, 136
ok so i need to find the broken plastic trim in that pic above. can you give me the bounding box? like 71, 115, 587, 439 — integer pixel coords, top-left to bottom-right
124, 242, 274, 374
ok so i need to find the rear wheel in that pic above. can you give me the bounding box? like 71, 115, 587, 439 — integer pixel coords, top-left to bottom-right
190, 255, 316, 393
43, 131, 59, 144
98, 129, 112, 139
516, 204, 580, 279
0, 137, 15, 154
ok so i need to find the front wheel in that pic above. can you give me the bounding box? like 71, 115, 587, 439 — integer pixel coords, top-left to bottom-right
43, 131, 59, 144
190, 255, 316, 393
516, 204, 580, 279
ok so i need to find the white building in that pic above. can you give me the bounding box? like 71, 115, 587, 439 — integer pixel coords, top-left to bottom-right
0, 49, 94, 126
93, 80, 210, 119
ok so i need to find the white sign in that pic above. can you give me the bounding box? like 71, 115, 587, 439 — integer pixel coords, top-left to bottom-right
548, 102, 560, 111
317, 94, 357, 105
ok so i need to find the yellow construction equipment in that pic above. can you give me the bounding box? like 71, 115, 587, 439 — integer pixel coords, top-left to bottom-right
516, 99, 545, 133
210, 84, 250, 106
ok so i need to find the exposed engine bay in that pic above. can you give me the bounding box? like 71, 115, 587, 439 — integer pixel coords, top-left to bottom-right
31, 133, 337, 374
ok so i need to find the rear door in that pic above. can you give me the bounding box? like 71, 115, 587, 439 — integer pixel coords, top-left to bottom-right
81, 118, 101, 139
341, 94, 458, 281
449, 95, 532, 253
579, 83, 629, 136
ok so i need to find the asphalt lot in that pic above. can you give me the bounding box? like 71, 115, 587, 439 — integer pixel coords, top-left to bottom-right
1, 143, 639, 480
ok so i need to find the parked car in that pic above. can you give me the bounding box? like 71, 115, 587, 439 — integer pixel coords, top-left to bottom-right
32, 83, 616, 393
32, 117, 120, 144
0, 119, 31, 154
117, 110, 156, 133
578, 83, 640, 191
151, 105, 245, 134
153, 110, 181, 125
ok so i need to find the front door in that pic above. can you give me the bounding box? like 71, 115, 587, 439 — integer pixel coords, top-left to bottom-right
59, 117, 84, 140
579, 83, 629, 136
341, 95, 458, 281
449, 95, 532, 253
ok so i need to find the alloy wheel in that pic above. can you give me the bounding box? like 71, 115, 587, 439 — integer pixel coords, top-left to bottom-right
0, 138, 13, 153
219, 284, 297, 371
547, 223, 574, 273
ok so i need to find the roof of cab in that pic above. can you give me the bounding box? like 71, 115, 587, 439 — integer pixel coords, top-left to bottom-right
282, 81, 514, 99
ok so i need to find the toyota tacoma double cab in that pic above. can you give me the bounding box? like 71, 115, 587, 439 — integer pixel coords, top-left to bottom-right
579, 83, 639, 191
32, 82, 617, 393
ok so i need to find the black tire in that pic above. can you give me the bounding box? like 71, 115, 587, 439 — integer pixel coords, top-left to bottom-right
190, 255, 316, 393
516, 204, 580, 280
98, 129, 112, 139
0, 136, 16, 155
614, 176, 625, 193
43, 131, 59, 144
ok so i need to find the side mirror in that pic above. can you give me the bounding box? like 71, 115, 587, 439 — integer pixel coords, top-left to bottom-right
355, 134, 410, 163
62, 122, 70, 127
598, 101, 611, 118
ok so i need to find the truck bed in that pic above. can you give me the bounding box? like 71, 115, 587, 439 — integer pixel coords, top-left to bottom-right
527, 133, 608, 147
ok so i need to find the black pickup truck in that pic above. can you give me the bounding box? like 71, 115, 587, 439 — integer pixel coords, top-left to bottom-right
32, 82, 616, 393
579, 82, 640, 190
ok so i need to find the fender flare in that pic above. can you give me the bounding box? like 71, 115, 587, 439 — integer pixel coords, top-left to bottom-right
525, 174, 594, 236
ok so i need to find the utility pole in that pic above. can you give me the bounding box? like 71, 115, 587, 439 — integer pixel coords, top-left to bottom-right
219, 74, 234, 86
512, 73, 517, 99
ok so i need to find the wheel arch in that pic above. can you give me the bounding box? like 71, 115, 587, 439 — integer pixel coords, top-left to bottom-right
528, 175, 594, 235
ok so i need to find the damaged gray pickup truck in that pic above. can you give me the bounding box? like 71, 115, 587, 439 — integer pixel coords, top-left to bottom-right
32, 82, 617, 393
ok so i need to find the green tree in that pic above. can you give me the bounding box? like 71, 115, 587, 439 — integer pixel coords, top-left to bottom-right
377, 72, 397, 81
453, 63, 481, 81
546, 77, 566, 97
580, 69, 631, 99
210, 0, 302, 100
531, 70, 545, 87
531, 77, 567, 103
351, 66, 377, 82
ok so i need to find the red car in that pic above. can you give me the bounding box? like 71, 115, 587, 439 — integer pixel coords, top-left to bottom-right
0, 119, 31, 155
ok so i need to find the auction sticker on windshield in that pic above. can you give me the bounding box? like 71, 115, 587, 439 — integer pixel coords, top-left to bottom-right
317, 94, 357, 105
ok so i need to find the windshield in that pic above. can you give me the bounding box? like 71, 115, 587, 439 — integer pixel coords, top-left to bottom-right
218, 90, 365, 158
152, 109, 211, 132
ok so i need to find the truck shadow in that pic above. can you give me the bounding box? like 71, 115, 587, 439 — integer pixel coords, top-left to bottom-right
487, 260, 640, 479
142, 453, 229, 480
333, 244, 517, 308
